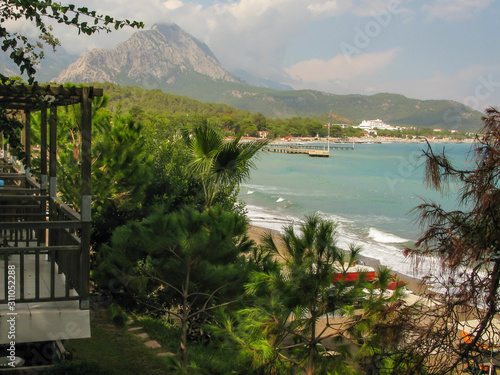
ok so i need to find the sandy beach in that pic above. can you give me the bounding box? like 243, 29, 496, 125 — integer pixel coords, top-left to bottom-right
247, 224, 430, 296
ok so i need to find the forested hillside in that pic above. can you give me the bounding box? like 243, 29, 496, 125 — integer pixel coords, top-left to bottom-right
61, 79, 483, 132
90, 83, 475, 140
220, 89, 482, 131
92, 82, 351, 138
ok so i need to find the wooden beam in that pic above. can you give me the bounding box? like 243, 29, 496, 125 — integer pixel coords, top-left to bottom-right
0, 220, 81, 229
0, 245, 81, 252
0, 173, 25, 179
0, 187, 44, 194
0, 204, 41, 209
0, 213, 46, 217
0, 195, 48, 201
0, 85, 104, 111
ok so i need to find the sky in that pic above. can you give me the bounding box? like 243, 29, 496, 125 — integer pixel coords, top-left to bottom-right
8, 0, 500, 110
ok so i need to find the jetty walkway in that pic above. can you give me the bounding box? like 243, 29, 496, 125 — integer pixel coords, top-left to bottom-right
263, 143, 354, 157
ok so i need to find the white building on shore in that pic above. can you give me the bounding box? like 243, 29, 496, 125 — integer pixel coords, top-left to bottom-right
357, 119, 397, 131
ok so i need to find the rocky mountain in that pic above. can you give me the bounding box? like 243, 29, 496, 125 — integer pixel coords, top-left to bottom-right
52, 23, 482, 130
55, 23, 240, 89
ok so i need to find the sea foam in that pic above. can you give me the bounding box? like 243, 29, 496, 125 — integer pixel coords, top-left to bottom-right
244, 204, 426, 280
368, 228, 410, 244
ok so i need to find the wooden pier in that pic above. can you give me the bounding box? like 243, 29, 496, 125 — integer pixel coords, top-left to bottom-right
264, 143, 354, 157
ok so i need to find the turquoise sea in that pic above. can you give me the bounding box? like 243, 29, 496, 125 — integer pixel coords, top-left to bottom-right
240, 142, 474, 279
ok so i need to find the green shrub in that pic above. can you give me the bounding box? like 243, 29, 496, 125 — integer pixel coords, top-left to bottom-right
106, 302, 129, 327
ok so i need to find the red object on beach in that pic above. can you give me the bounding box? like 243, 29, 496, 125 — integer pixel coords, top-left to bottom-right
387, 281, 405, 290
332, 264, 377, 283
332, 270, 376, 283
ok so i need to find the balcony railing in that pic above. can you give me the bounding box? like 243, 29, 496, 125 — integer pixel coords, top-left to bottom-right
0, 160, 88, 307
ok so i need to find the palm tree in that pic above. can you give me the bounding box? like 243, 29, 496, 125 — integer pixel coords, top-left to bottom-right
184, 118, 268, 208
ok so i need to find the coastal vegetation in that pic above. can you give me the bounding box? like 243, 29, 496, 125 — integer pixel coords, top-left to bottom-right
217, 214, 411, 375
0, 11, 497, 370
11, 91, 409, 373
59, 82, 474, 141
182, 119, 268, 208
56, 97, 500, 374
1, 74, 498, 373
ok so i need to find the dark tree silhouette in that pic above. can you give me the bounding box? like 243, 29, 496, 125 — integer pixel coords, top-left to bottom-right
404, 108, 500, 374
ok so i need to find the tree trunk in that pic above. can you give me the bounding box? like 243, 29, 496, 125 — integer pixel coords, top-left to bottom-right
307, 312, 316, 375
180, 262, 191, 369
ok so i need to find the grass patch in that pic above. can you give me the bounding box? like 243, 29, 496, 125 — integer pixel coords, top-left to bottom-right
136, 315, 181, 352
45, 359, 112, 375
65, 311, 168, 375
136, 315, 246, 375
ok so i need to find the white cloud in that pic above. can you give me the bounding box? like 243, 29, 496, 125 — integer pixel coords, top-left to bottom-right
360, 65, 500, 110
163, 0, 183, 10
308, 1, 351, 18
2, 18, 40, 40
282, 54, 500, 110
20, 0, 356, 79
22, 0, 410, 82
160, 0, 348, 79
284, 49, 400, 87
46, 0, 170, 54
422, 0, 494, 21
351, 0, 405, 17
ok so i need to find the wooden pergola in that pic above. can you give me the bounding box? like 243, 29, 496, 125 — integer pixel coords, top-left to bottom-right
0, 85, 102, 318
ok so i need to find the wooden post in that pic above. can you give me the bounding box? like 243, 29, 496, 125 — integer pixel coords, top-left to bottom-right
80, 87, 92, 310
49, 106, 57, 248
3, 139, 7, 162
40, 107, 48, 245
49, 106, 57, 199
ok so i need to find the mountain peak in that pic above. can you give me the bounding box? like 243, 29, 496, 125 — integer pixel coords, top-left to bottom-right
151, 23, 219, 61
151, 22, 177, 31
54, 23, 238, 87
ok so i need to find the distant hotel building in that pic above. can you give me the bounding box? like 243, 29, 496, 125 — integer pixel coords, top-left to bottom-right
357, 119, 398, 131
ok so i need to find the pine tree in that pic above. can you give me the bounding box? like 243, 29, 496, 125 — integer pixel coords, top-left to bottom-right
404, 108, 500, 374
224, 213, 404, 375
95, 204, 253, 370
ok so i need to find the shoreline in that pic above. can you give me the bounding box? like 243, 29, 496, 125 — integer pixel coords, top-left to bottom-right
252, 136, 476, 145
247, 225, 430, 296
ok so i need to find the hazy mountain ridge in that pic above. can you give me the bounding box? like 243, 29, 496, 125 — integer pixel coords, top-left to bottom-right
34, 23, 482, 130
217, 89, 481, 130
